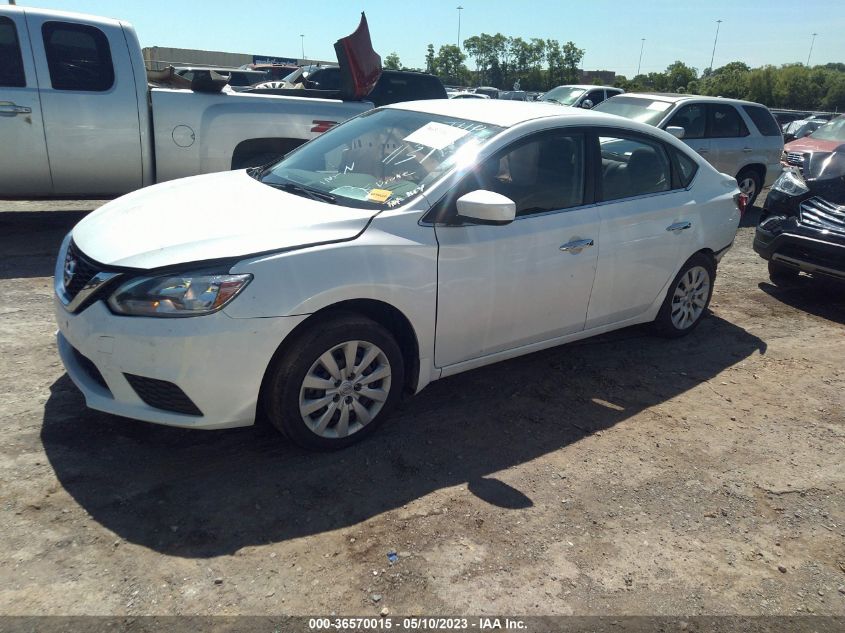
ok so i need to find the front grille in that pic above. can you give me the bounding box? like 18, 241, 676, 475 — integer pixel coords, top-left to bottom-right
800, 197, 845, 234
63, 241, 102, 302
70, 345, 110, 392
124, 374, 203, 416
786, 152, 805, 168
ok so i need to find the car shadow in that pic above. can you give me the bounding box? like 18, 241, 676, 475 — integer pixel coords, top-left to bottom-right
41, 315, 766, 558
0, 210, 87, 279
739, 204, 762, 228
758, 279, 845, 324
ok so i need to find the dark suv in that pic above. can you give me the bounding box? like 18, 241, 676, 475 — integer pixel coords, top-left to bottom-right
303, 68, 447, 106
754, 116, 845, 284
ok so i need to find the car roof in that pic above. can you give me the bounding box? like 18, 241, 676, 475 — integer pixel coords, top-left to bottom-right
386, 99, 649, 129
549, 84, 619, 90
618, 93, 766, 107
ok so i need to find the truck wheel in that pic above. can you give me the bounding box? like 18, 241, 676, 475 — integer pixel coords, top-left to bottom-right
736, 168, 762, 207
261, 313, 404, 450
652, 253, 716, 338
768, 260, 799, 286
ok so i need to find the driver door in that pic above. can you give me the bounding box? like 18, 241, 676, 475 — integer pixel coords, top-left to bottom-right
433, 130, 599, 368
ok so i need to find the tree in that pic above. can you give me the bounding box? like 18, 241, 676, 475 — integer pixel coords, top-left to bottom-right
700, 61, 747, 98
384, 52, 401, 70
425, 44, 437, 75
434, 45, 468, 85
560, 41, 584, 84
664, 61, 698, 93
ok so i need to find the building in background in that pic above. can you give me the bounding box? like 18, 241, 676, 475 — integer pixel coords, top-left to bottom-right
142, 46, 330, 70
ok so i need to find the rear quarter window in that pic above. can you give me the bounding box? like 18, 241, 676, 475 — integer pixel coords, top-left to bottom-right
742, 105, 782, 137
672, 148, 699, 188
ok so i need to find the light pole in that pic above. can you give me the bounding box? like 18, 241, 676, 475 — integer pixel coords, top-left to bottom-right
708, 19, 723, 73
807, 32, 818, 66
300, 34, 305, 60
636, 38, 645, 76
457, 6, 463, 49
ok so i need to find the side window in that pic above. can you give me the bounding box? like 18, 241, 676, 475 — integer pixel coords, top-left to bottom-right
666, 104, 706, 139
742, 105, 781, 137
672, 148, 699, 188
42, 21, 114, 91
599, 134, 671, 201
0, 17, 26, 87
445, 132, 585, 218
307, 68, 340, 91
708, 104, 749, 138
586, 89, 605, 105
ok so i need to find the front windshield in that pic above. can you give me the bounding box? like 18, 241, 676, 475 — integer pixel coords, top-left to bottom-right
259, 108, 503, 209
541, 86, 586, 105
593, 96, 674, 126
809, 116, 845, 142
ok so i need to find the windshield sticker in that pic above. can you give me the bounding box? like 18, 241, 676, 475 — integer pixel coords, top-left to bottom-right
367, 188, 393, 203
329, 185, 371, 201
647, 101, 671, 111
404, 122, 471, 151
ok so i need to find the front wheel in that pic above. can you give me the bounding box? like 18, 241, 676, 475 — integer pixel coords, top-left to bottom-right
262, 314, 404, 450
652, 253, 716, 338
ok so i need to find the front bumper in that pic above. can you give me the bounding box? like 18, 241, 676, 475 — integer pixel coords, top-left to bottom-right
55, 297, 308, 429
753, 217, 845, 280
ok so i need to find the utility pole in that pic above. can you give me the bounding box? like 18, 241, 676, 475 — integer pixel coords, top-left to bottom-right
636, 38, 645, 76
709, 19, 722, 73
300, 34, 305, 61
457, 6, 463, 50
807, 33, 818, 66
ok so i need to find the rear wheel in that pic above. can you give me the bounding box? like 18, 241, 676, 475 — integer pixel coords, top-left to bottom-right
653, 253, 716, 338
262, 314, 404, 450
736, 168, 762, 207
768, 260, 800, 285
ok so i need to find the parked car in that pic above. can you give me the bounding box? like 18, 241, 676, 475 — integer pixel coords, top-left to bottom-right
755, 117, 845, 284
54, 100, 742, 449
781, 115, 845, 171
594, 94, 783, 205
540, 85, 623, 109
257, 66, 446, 107
243, 63, 299, 81
770, 109, 812, 129
474, 86, 500, 99
449, 91, 489, 99
174, 66, 268, 90
499, 90, 530, 101
782, 117, 827, 143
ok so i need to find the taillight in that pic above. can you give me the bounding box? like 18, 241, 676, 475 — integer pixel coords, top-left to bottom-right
311, 120, 337, 133
734, 192, 749, 217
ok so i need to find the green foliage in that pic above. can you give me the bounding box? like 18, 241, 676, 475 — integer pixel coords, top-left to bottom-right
384, 52, 401, 71
434, 45, 468, 85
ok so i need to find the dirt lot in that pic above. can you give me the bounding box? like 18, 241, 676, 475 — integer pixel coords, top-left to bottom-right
0, 194, 843, 618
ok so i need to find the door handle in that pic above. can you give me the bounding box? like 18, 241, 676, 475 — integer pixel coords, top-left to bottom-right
666, 221, 692, 232
742, 147, 753, 153
0, 102, 32, 117
559, 238, 594, 253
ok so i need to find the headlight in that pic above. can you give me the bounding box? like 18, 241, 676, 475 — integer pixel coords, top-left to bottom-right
108, 272, 252, 317
771, 169, 809, 195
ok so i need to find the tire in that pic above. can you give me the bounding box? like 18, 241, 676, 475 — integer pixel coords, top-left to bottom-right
736, 168, 763, 207
261, 313, 405, 450
652, 253, 716, 338
768, 260, 799, 286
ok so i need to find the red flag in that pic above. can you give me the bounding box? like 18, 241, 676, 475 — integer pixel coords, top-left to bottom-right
334, 12, 382, 100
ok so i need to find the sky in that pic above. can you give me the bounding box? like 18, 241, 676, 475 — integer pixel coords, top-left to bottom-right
12, 0, 845, 77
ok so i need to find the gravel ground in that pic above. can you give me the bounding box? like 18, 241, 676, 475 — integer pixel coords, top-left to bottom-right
0, 192, 843, 617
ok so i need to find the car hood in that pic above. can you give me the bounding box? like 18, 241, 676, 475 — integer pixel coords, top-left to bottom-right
71, 171, 379, 269
784, 137, 842, 154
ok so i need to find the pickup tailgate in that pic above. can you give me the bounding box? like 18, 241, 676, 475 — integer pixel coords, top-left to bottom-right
151, 89, 373, 182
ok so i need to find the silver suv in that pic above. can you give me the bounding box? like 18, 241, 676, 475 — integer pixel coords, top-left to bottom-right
595, 94, 783, 204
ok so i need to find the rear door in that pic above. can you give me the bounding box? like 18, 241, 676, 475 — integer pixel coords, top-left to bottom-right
705, 103, 751, 177
0, 12, 52, 195
25, 15, 143, 195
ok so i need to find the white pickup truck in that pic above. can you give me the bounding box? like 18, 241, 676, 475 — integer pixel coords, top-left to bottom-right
0, 6, 401, 197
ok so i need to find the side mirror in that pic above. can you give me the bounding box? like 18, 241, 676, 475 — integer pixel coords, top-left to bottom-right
581, 99, 594, 109
666, 126, 686, 139
456, 190, 516, 225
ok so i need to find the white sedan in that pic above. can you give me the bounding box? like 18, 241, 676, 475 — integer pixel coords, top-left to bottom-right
55, 100, 743, 449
